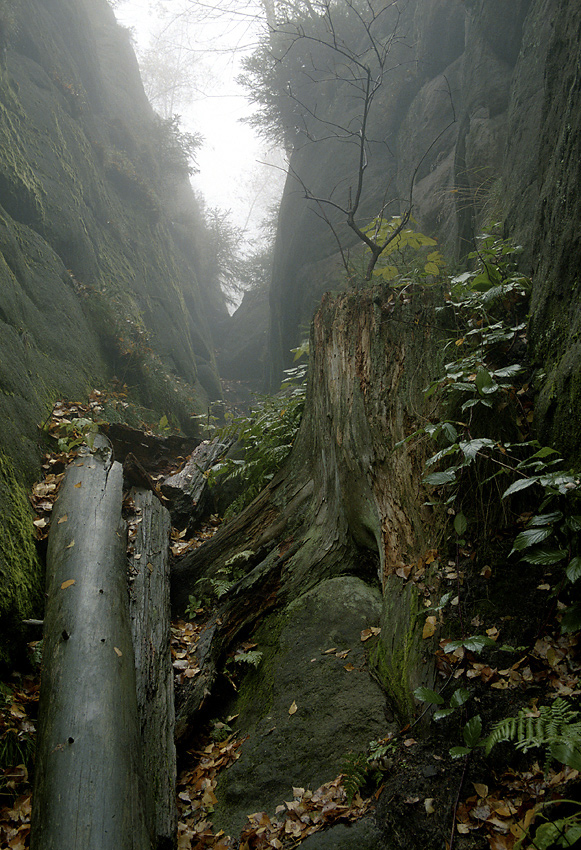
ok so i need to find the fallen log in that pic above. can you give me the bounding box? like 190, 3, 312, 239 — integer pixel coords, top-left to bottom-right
128, 488, 176, 849
161, 436, 234, 533
31, 442, 153, 850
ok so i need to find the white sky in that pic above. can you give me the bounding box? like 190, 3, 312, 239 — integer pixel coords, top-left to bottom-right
113, 0, 285, 242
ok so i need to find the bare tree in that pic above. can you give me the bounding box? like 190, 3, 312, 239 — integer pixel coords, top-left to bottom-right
240, 0, 455, 281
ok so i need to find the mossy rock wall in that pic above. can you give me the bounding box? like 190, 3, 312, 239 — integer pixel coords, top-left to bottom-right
0, 0, 227, 666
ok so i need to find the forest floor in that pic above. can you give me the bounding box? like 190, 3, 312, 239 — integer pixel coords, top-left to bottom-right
1, 397, 580, 850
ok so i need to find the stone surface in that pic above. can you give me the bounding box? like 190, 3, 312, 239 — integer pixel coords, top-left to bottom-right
299, 816, 382, 850
213, 576, 388, 839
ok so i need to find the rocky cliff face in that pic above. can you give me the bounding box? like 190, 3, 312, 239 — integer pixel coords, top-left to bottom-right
266, 0, 581, 468
0, 0, 226, 661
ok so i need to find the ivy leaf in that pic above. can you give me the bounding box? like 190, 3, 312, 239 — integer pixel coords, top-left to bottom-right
566, 556, 581, 583
565, 515, 581, 532
450, 688, 471, 708
502, 477, 538, 499
475, 369, 493, 396
454, 513, 467, 535
446, 635, 496, 653
511, 526, 553, 552
549, 741, 581, 772
433, 707, 455, 721
528, 511, 563, 526
449, 746, 471, 759
463, 715, 483, 748
423, 469, 458, 486
413, 687, 444, 705
520, 547, 568, 565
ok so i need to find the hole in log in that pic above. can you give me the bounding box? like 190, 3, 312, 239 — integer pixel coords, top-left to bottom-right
61, 630, 69, 641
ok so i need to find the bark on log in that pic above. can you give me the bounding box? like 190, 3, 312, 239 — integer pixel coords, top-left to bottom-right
171, 287, 446, 735
161, 436, 234, 533
31, 443, 153, 850
128, 488, 176, 850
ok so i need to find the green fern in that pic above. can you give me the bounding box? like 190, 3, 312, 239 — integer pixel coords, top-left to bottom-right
485, 699, 581, 770
341, 752, 369, 804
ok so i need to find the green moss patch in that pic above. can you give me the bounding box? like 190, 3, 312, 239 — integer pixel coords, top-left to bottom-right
0, 453, 42, 669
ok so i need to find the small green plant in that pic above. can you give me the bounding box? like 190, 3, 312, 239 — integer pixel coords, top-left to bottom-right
515, 799, 581, 850
485, 698, 581, 772
341, 737, 395, 803
47, 416, 101, 453
363, 215, 446, 283
210, 361, 307, 517
341, 752, 369, 804
184, 594, 203, 620
232, 650, 263, 668
414, 685, 484, 758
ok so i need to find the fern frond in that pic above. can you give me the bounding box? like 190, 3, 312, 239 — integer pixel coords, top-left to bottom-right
341, 752, 368, 804
485, 699, 581, 769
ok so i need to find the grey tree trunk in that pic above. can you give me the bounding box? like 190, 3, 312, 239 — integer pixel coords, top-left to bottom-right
31, 443, 153, 850
129, 488, 176, 849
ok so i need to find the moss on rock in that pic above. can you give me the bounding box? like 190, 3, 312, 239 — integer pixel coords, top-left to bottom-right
0, 453, 42, 668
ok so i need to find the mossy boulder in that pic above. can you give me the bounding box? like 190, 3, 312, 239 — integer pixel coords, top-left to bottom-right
213, 576, 387, 839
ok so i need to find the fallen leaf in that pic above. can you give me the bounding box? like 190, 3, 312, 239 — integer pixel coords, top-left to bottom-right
323, 647, 337, 654
473, 783, 488, 798
360, 627, 381, 641
424, 798, 435, 814
336, 649, 350, 659
58, 514, 68, 524
289, 701, 298, 715
403, 738, 417, 747
74, 482, 82, 488
60, 579, 76, 589
423, 615, 437, 639
456, 824, 470, 834
344, 663, 355, 672
33, 517, 48, 528
65, 539, 75, 549
114, 647, 122, 657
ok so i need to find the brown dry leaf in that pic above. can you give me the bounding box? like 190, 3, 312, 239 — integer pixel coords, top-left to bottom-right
114, 647, 123, 657
456, 823, 470, 834
336, 649, 350, 659
74, 481, 82, 488
288, 700, 298, 716
65, 539, 75, 550
360, 627, 381, 642
323, 647, 337, 654
58, 514, 68, 524
60, 579, 76, 590
395, 565, 413, 580
423, 615, 437, 639
403, 738, 417, 747
473, 783, 488, 798
344, 663, 355, 672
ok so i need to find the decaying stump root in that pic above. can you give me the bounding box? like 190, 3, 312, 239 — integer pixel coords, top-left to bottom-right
171, 288, 445, 737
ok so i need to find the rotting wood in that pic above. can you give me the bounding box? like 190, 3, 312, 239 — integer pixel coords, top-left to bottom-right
31, 440, 153, 850
129, 488, 176, 850
161, 436, 235, 533
170, 288, 446, 737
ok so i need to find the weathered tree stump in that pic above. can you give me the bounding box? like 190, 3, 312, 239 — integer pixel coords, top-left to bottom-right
31, 443, 154, 850
171, 288, 446, 737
